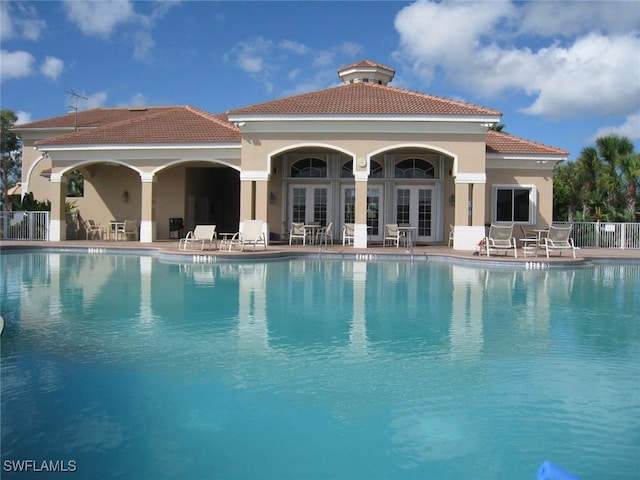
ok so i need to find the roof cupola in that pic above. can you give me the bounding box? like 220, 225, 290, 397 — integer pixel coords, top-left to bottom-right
338, 60, 395, 86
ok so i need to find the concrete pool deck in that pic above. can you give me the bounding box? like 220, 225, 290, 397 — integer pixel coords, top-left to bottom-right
1, 239, 638, 265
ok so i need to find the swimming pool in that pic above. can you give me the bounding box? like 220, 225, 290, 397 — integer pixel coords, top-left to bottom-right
1, 252, 639, 479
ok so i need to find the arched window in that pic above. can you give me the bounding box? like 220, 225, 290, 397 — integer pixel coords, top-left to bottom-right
341, 159, 384, 178
370, 160, 384, 178
394, 158, 435, 178
291, 158, 327, 178
341, 160, 353, 178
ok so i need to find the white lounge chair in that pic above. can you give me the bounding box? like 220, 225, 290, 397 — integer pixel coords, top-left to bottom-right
479, 223, 517, 258
84, 219, 104, 240
289, 222, 307, 245
122, 219, 139, 241
179, 225, 217, 250
540, 225, 577, 259
225, 220, 267, 251
342, 223, 355, 245
315, 222, 333, 245
383, 223, 407, 247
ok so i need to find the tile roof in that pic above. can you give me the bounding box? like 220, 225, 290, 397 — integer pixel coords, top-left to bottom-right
486, 130, 568, 156
16, 106, 178, 129
34, 106, 240, 146
228, 82, 501, 117
338, 60, 395, 73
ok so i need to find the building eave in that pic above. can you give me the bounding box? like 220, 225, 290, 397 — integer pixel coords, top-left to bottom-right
36, 142, 242, 152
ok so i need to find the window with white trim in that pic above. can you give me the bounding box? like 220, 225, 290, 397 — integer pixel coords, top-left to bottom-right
492, 185, 536, 224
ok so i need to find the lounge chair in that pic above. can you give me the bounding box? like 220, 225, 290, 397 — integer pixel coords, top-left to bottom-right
342, 223, 355, 245
225, 220, 267, 251
179, 225, 217, 250
315, 222, 334, 245
84, 219, 104, 240
540, 224, 577, 259
383, 224, 407, 247
289, 222, 307, 245
479, 223, 517, 258
122, 219, 139, 241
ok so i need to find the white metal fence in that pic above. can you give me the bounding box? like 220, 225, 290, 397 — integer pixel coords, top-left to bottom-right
555, 221, 640, 249
0, 211, 49, 240
1, 214, 638, 249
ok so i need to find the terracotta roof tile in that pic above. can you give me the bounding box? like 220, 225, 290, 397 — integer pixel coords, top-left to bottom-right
228, 82, 501, 117
486, 130, 568, 156
35, 106, 240, 146
16, 106, 178, 129
338, 60, 395, 74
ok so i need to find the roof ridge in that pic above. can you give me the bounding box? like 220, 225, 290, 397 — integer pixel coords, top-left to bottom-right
184, 105, 239, 131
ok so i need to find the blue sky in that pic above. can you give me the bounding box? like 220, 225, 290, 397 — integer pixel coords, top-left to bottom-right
2, 0, 639, 160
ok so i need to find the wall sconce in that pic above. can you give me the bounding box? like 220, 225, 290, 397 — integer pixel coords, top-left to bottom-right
449, 194, 455, 206
269, 192, 276, 205
122, 190, 129, 203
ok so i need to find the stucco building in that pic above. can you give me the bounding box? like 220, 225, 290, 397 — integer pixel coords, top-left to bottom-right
13, 60, 568, 249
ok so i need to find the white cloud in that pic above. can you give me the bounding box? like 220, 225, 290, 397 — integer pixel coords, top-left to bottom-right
16, 111, 33, 125
394, 0, 640, 119
279, 40, 309, 55
1, 2, 46, 41
133, 31, 155, 61
593, 112, 640, 142
40, 56, 65, 81
0, 50, 35, 81
62, 0, 180, 61
519, 1, 640, 37
72, 91, 108, 111
129, 93, 147, 106
63, 0, 136, 37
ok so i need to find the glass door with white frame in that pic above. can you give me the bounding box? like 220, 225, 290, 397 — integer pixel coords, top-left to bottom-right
395, 186, 435, 242
342, 186, 383, 242
289, 186, 329, 227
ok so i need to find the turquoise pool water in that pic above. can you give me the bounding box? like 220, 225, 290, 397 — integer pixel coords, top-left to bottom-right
1, 252, 639, 479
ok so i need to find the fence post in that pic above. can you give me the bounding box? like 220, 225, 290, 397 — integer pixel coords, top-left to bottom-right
621, 223, 625, 250
595, 221, 599, 248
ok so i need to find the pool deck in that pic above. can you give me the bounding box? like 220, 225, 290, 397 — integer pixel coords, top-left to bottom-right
1, 239, 638, 265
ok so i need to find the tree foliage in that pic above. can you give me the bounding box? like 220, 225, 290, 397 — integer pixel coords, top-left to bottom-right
1, 109, 22, 211
553, 134, 639, 222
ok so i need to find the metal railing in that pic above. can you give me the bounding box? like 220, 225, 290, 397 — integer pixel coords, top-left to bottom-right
554, 221, 640, 249
0, 211, 50, 240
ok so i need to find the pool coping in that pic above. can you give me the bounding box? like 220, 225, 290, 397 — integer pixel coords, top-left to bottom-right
1, 241, 638, 269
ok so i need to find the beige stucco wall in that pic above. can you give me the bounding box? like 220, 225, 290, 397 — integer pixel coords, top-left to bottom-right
239, 129, 486, 238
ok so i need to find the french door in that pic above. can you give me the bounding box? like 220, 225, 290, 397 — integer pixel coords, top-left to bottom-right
289, 185, 329, 226
342, 186, 383, 242
395, 186, 435, 242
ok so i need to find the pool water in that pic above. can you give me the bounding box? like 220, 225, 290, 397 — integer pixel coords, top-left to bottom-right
1, 253, 639, 479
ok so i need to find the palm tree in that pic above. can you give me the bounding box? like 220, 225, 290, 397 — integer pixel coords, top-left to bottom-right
619, 153, 640, 221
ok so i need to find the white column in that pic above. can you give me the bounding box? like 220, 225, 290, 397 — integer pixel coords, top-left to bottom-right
140, 172, 156, 242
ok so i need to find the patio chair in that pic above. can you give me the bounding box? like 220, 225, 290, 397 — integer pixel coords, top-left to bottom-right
179, 225, 217, 251
225, 220, 267, 251
383, 224, 407, 247
479, 223, 517, 258
540, 224, 577, 259
122, 220, 139, 241
342, 223, 355, 245
448, 224, 454, 247
315, 222, 334, 245
289, 222, 307, 245
84, 219, 104, 240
